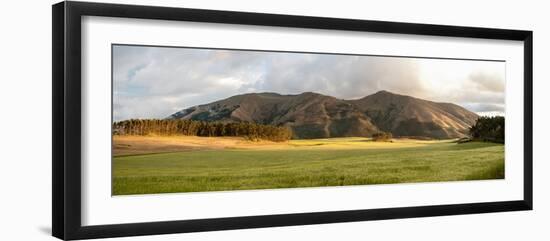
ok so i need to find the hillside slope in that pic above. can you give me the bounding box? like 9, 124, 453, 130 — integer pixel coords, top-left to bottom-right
168, 91, 478, 139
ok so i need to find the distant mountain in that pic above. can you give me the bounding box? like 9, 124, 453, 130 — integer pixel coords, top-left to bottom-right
167, 91, 479, 139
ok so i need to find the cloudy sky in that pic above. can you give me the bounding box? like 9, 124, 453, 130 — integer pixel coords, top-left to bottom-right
113, 45, 505, 121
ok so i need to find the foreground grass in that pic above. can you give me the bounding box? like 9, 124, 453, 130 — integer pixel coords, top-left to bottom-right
112, 139, 504, 195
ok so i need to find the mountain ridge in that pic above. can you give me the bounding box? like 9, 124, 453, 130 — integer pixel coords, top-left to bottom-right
167, 90, 479, 139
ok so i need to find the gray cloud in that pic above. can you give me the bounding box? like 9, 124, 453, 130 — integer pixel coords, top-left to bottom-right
256, 54, 425, 100
113, 45, 505, 121
468, 71, 505, 92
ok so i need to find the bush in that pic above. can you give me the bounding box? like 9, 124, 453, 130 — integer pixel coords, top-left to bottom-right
372, 132, 392, 142
469, 116, 504, 143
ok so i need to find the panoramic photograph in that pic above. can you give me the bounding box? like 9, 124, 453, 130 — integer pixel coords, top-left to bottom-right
112, 44, 505, 195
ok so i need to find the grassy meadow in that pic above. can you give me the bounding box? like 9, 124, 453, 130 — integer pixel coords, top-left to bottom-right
112, 136, 504, 195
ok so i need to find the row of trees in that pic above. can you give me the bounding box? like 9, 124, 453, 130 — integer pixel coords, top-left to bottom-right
469, 116, 505, 143
113, 119, 293, 142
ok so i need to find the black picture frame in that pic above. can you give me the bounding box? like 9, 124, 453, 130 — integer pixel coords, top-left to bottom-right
52, 1, 533, 240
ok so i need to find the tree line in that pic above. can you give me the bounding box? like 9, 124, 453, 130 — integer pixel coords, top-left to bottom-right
469, 116, 505, 143
113, 119, 293, 142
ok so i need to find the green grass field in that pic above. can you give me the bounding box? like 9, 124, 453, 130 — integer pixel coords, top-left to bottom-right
112, 138, 504, 195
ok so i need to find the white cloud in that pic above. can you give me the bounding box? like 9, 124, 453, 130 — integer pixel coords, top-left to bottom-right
113, 45, 505, 121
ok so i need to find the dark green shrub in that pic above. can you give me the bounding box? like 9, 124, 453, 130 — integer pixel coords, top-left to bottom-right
372, 132, 393, 142
469, 116, 504, 143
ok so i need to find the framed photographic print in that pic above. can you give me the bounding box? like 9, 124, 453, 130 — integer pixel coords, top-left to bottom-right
52, 1, 533, 240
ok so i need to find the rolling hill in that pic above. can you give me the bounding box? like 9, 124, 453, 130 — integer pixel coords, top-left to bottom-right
167, 91, 478, 139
